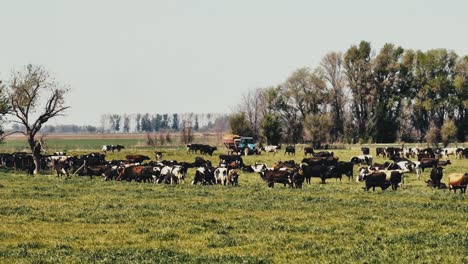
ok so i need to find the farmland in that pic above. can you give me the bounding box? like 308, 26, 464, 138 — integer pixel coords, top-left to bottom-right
0, 137, 467, 263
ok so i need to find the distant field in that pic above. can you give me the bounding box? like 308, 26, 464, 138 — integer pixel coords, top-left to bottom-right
0, 133, 222, 152
0, 145, 467, 263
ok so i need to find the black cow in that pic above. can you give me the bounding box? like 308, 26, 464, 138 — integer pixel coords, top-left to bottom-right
300, 164, 327, 184
313, 151, 334, 158
361, 172, 391, 191
219, 155, 243, 166
429, 167, 444, 189
376, 148, 386, 157
420, 158, 438, 172
304, 147, 314, 156
336, 161, 354, 181
291, 170, 305, 189
284, 146, 295, 156
361, 147, 370, 155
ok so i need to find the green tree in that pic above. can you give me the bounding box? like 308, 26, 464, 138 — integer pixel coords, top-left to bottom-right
304, 113, 331, 145
261, 114, 281, 145
425, 122, 441, 147
229, 113, 253, 136
371, 44, 411, 142
344, 41, 373, 141
454, 56, 468, 141
441, 119, 457, 147
411, 49, 458, 138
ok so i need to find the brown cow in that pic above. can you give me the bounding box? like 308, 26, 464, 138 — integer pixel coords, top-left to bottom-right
125, 155, 150, 164
260, 169, 292, 188
227, 170, 239, 186
116, 165, 152, 182
447, 173, 468, 193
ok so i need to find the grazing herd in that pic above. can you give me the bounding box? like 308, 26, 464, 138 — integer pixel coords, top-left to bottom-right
0, 144, 467, 194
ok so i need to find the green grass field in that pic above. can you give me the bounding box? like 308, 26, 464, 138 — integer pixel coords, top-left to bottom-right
0, 139, 467, 263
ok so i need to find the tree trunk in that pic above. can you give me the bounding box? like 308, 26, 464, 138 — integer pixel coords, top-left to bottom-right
28, 136, 41, 175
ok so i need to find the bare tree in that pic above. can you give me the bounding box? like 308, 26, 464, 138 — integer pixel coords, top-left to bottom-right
238, 88, 264, 138
320, 52, 347, 141
8, 64, 70, 174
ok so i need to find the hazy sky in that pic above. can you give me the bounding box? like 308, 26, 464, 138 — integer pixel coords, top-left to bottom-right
1, 0, 467, 126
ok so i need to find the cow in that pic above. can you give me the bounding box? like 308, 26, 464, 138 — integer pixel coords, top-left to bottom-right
259, 169, 292, 188
360, 171, 391, 191
214, 167, 228, 185
385, 147, 402, 159
116, 165, 152, 182
193, 157, 211, 167
261, 145, 279, 155
301, 157, 338, 167
429, 167, 444, 189
219, 155, 243, 167
52, 157, 72, 177
304, 147, 314, 156
200, 145, 217, 156
447, 173, 468, 193
442, 148, 457, 159
300, 164, 327, 184
350, 155, 373, 166
358, 168, 402, 191
250, 162, 268, 173
226, 170, 239, 186
361, 147, 370, 155
322, 166, 343, 183
371, 162, 391, 171
274, 160, 296, 169
437, 160, 452, 166
125, 155, 150, 164
455, 148, 465, 159
290, 170, 305, 189
192, 167, 216, 185
420, 158, 438, 172
102, 145, 124, 153
284, 146, 295, 156
313, 151, 334, 158
115, 145, 125, 152
335, 161, 354, 181
376, 148, 386, 158
155, 152, 163, 160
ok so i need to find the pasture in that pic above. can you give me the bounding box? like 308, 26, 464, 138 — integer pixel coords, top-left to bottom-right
0, 138, 467, 263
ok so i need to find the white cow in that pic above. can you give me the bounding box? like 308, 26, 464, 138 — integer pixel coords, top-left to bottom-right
261, 145, 279, 155
443, 148, 458, 159
214, 167, 228, 185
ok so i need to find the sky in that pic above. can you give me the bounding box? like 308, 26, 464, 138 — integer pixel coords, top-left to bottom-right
1, 0, 467, 126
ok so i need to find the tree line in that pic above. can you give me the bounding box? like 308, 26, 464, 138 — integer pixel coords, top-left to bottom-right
99, 113, 229, 133
231, 41, 468, 146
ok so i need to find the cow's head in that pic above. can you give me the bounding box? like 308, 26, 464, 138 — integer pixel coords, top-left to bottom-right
358, 167, 370, 182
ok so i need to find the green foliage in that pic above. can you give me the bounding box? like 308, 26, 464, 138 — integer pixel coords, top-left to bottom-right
441, 119, 457, 147
229, 113, 253, 136
304, 114, 331, 144
261, 114, 281, 145
425, 122, 441, 147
